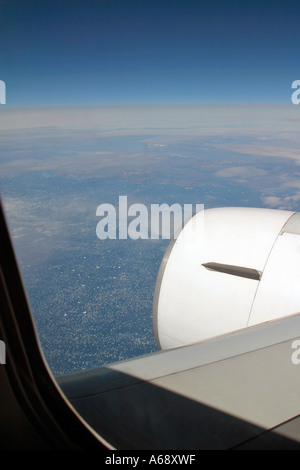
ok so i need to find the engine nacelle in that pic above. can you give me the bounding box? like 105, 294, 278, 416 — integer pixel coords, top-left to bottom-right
153, 207, 300, 350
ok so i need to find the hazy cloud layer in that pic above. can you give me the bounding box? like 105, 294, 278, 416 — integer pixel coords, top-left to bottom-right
0, 104, 299, 134
1, 104, 300, 214
215, 166, 267, 179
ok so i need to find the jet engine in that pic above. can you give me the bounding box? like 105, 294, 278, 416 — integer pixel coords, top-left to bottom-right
153, 207, 300, 350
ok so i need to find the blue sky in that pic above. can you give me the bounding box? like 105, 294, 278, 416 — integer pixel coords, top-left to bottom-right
1, 0, 300, 107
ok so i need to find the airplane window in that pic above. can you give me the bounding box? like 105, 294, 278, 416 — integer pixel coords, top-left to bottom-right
1, 0, 300, 433
1, 0, 300, 375
4, 102, 300, 377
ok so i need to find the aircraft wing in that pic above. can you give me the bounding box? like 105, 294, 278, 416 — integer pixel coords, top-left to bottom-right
58, 313, 300, 449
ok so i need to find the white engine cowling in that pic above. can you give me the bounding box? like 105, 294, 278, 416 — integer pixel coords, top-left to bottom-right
153, 207, 300, 350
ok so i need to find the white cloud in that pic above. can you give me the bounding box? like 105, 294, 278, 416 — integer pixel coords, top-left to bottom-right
262, 193, 300, 210
215, 166, 266, 179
